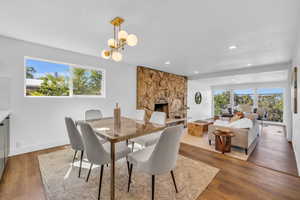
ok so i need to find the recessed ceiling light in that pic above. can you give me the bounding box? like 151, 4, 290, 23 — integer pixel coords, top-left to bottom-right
165, 61, 171, 65
247, 63, 252, 66
194, 70, 199, 74
228, 45, 237, 50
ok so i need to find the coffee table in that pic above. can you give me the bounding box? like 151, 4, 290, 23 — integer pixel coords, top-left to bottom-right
188, 120, 214, 137
213, 130, 235, 154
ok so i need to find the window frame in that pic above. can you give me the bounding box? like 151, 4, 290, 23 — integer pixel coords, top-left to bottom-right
24, 56, 106, 98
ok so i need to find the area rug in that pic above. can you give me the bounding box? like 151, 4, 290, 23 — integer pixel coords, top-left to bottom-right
181, 133, 256, 161
38, 148, 219, 200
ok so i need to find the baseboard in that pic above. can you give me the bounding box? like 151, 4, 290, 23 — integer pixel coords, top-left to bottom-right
9, 139, 69, 156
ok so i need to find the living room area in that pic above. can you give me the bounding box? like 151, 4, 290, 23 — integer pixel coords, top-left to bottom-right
184, 67, 298, 176
2, 1, 300, 200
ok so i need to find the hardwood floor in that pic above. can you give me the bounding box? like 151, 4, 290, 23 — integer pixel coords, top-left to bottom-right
180, 143, 300, 200
0, 143, 300, 200
248, 125, 298, 176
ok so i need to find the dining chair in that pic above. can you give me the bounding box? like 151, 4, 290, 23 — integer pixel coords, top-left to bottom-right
130, 111, 166, 151
127, 125, 184, 200
85, 109, 103, 121
78, 122, 131, 200
84, 109, 107, 144
136, 109, 146, 121
65, 117, 85, 178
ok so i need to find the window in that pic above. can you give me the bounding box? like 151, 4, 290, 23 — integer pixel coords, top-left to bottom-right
25, 57, 105, 97
212, 87, 284, 123
257, 88, 283, 122
213, 90, 231, 115
233, 89, 254, 113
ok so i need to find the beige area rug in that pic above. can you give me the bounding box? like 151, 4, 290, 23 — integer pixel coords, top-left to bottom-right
181, 133, 256, 161
38, 148, 219, 200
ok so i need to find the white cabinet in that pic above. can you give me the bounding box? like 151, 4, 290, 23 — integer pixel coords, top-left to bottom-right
0, 116, 9, 180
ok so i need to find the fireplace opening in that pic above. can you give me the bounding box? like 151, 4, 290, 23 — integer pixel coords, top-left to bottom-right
154, 103, 169, 118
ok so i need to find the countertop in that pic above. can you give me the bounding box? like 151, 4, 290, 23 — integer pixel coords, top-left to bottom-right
0, 110, 10, 122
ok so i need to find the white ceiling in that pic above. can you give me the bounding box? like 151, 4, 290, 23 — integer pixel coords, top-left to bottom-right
0, 0, 299, 76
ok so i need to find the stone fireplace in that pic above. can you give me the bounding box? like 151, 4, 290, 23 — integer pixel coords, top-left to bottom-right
136, 66, 187, 121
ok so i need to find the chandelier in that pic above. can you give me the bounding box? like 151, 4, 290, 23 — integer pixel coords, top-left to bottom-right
101, 17, 138, 62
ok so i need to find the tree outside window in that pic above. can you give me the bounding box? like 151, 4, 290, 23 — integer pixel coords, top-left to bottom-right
25, 57, 105, 97
213, 90, 230, 115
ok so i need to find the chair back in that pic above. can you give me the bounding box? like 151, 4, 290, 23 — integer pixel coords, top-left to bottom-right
65, 117, 84, 151
136, 109, 146, 121
149, 111, 166, 125
85, 109, 103, 121
147, 125, 184, 175
78, 122, 110, 165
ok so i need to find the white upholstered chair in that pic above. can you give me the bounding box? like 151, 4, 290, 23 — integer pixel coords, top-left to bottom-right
127, 125, 184, 200
131, 111, 166, 150
79, 122, 131, 200
65, 117, 85, 178
84, 109, 106, 143
85, 109, 103, 121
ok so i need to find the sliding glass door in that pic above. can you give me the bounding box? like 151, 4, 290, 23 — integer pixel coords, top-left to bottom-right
257, 88, 284, 122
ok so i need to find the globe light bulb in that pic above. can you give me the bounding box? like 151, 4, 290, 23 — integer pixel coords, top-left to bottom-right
127, 34, 138, 46
101, 50, 110, 59
118, 30, 128, 40
112, 51, 122, 62
108, 38, 116, 48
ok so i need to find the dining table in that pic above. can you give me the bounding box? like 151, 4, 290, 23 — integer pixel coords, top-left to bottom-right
84, 116, 166, 200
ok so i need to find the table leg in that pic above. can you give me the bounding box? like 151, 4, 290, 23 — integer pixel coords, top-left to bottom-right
110, 142, 115, 200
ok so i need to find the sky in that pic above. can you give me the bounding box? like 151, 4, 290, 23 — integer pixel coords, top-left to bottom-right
214, 88, 283, 95
26, 58, 70, 78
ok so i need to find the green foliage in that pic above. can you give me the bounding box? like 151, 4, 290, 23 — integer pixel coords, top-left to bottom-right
29, 74, 69, 96
72, 68, 102, 95
214, 91, 230, 115
26, 67, 102, 96
26, 66, 36, 79
258, 94, 283, 122
234, 94, 254, 105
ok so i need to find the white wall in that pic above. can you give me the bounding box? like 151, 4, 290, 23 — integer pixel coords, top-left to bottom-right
0, 76, 10, 110
292, 28, 300, 175
187, 80, 212, 121
0, 36, 137, 156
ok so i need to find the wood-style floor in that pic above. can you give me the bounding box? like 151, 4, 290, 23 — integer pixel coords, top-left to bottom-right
1, 143, 300, 200
248, 125, 298, 176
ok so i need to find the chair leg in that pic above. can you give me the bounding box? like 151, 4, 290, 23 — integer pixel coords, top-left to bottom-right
98, 165, 104, 200
126, 160, 130, 175
245, 148, 248, 155
79, 150, 84, 178
131, 142, 135, 152
152, 175, 155, 200
209, 140, 211, 146
170, 171, 178, 193
86, 163, 93, 182
127, 164, 133, 192
72, 150, 78, 164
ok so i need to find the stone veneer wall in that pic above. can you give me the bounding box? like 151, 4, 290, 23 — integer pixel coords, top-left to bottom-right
137, 66, 188, 120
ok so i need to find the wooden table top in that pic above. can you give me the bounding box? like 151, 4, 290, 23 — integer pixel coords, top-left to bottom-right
213, 130, 235, 137
86, 117, 166, 143
190, 120, 214, 125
